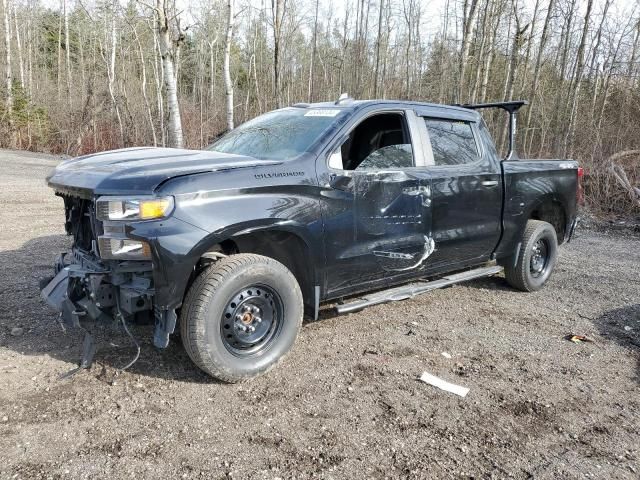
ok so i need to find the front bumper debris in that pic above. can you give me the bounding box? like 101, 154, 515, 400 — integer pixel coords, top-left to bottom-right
41, 249, 154, 324
40, 248, 175, 370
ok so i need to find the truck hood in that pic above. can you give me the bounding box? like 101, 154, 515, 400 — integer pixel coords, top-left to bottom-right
46, 147, 282, 197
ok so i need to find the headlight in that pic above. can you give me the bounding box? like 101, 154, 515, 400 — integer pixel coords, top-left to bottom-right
98, 237, 151, 260
96, 196, 174, 221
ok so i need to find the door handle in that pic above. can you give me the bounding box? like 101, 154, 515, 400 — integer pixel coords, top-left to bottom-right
481, 180, 499, 187
402, 185, 431, 207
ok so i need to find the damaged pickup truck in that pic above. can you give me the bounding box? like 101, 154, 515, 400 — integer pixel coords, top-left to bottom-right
41, 98, 582, 382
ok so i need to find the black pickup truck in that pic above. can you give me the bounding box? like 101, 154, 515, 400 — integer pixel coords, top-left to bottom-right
41, 98, 581, 382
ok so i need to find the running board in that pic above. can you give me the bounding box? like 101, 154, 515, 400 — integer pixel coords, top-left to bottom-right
335, 265, 504, 314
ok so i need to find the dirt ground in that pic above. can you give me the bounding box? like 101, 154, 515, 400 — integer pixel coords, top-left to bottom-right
0, 149, 638, 480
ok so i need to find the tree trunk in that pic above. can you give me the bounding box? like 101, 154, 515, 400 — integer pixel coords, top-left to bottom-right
271, 0, 285, 107
2, 0, 15, 148
588, 0, 612, 118
56, 0, 62, 99
518, 0, 539, 96
133, 26, 157, 146
479, 1, 502, 103
564, 0, 594, 157
373, 0, 385, 98
307, 0, 318, 102
223, 0, 234, 131
106, 11, 124, 147
64, 0, 71, 98
152, 26, 166, 147
499, 0, 528, 152
402, 0, 414, 99
152, 0, 184, 148
470, 0, 490, 103
523, 0, 555, 155
208, 39, 216, 105
550, 0, 576, 152
12, 2, 23, 89
458, 0, 479, 103
26, 6, 32, 96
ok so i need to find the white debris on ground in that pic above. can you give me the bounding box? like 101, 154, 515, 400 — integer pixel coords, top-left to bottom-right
419, 372, 470, 398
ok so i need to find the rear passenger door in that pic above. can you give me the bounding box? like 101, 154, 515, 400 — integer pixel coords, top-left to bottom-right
419, 115, 502, 269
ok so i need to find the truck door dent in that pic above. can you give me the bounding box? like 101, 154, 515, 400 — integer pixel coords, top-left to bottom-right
374, 235, 436, 271
318, 107, 435, 294
355, 169, 433, 272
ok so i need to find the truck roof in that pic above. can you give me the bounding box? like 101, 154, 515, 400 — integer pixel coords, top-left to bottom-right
290, 99, 482, 122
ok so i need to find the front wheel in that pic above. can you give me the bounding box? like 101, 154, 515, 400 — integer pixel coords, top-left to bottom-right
180, 254, 303, 382
503, 220, 558, 292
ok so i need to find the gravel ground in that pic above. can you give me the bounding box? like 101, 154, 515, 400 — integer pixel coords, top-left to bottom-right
0, 149, 638, 480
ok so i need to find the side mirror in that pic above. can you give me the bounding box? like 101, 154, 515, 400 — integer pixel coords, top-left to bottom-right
329, 173, 352, 190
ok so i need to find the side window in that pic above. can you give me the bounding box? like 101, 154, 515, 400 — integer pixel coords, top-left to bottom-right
478, 119, 500, 160
357, 144, 413, 170
424, 118, 479, 166
330, 113, 414, 171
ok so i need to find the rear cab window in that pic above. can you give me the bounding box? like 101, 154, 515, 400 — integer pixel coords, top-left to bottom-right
423, 118, 480, 166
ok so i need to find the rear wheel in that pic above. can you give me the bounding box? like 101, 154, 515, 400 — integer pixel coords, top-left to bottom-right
503, 220, 558, 292
180, 254, 303, 382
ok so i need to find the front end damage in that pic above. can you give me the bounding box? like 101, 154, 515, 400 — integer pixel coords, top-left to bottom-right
40, 193, 177, 370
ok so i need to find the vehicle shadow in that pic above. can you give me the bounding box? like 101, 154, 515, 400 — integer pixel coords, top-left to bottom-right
464, 274, 513, 292
592, 304, 640, 383
0, 235, 216, 384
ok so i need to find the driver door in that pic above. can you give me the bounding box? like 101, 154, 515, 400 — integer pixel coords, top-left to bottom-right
320, 110, 433, 296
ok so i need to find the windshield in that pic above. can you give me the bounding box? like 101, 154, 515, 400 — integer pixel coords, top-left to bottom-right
207, 108, 347, 160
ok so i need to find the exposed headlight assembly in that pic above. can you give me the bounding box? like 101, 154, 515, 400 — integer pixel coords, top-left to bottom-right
96, 196, 174, 221
98, 237, 151, 260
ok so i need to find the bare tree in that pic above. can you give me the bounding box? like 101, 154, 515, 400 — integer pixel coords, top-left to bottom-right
373, 0, 386, 98
458, 0, 479, 102
133, 25, 157, 146
307, 0, 319, 102
223, 0, 234, 131
104, 5, 124, 147
64, 0, 71, 98
588, 0, 613, 117
140, 0, 184, 148
12, 2, 23, 89
271, 0, 286, 107
564, 0, 594, 157
523, 0, 555, 155
2, 0, 15, 148
56, 0, 62, 99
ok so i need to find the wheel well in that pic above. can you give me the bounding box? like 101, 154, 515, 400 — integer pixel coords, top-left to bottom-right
205, 231, 315, 313
530, 201, 566, 244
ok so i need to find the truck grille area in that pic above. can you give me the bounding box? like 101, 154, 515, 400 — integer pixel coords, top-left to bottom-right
60, 194, 101, 251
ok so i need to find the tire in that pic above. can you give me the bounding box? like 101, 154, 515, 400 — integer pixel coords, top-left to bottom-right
180, 254, 303, 382
503, 220, 558, 292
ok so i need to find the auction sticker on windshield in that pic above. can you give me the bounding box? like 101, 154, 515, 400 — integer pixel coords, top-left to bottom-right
304, 109, 341, 117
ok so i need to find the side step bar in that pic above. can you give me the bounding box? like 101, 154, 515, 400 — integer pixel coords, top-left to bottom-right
335, 265, 504, 314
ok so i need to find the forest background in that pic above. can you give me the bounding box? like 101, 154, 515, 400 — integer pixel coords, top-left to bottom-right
1, 0, 639, 216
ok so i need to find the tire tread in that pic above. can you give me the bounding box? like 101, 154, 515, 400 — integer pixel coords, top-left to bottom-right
180, 254, 302, 382
504, 220, 557, 292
